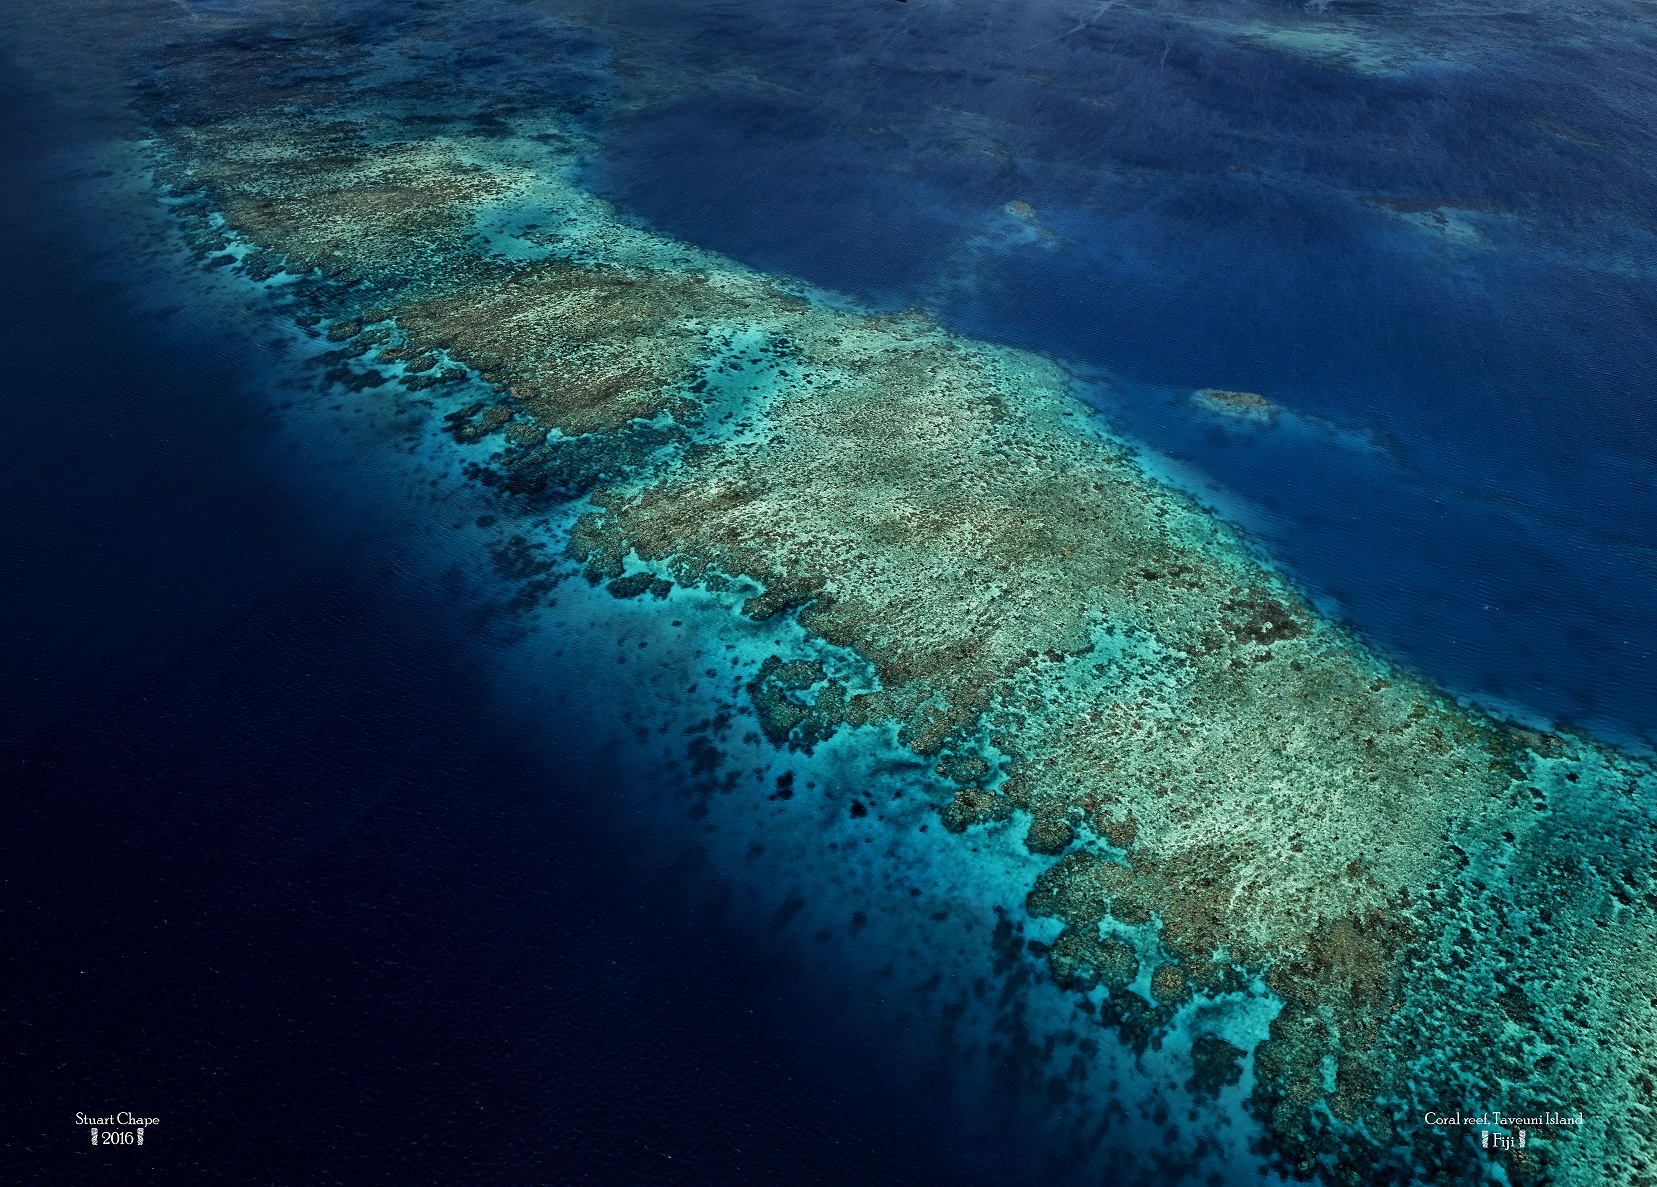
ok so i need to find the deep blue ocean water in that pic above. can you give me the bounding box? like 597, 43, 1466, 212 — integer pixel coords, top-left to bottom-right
0, 55, 1047, 1186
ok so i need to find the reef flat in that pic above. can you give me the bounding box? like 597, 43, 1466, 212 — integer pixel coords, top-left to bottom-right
119, 5, 1657, 1184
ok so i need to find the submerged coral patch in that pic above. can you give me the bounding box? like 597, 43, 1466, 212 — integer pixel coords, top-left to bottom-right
1192, 387, 1279, 422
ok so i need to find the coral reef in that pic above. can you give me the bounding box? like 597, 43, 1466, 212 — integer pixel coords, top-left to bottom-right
130, 12, 1657, 1184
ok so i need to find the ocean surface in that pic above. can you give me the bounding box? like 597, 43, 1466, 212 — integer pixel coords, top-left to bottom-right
5, 0, 1655, 1183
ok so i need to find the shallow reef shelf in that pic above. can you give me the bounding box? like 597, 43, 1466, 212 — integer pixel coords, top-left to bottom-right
129, 9, 1657, 1185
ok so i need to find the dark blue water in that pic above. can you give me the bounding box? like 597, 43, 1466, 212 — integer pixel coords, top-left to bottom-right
576, 0, 1657, 748
0, 57, 1038, 1187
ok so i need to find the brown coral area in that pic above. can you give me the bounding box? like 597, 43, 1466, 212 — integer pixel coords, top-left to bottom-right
606, 320, 1239, 721
397, 260, 723, 434
182, 118, 515, 291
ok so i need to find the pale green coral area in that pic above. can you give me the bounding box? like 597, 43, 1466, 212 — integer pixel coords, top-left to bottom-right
121, 12, 1657, 1184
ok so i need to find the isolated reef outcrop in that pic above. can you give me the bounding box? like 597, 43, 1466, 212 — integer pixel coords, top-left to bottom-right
135, 13, 1657, 1185
1192, 387, 1280, 422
